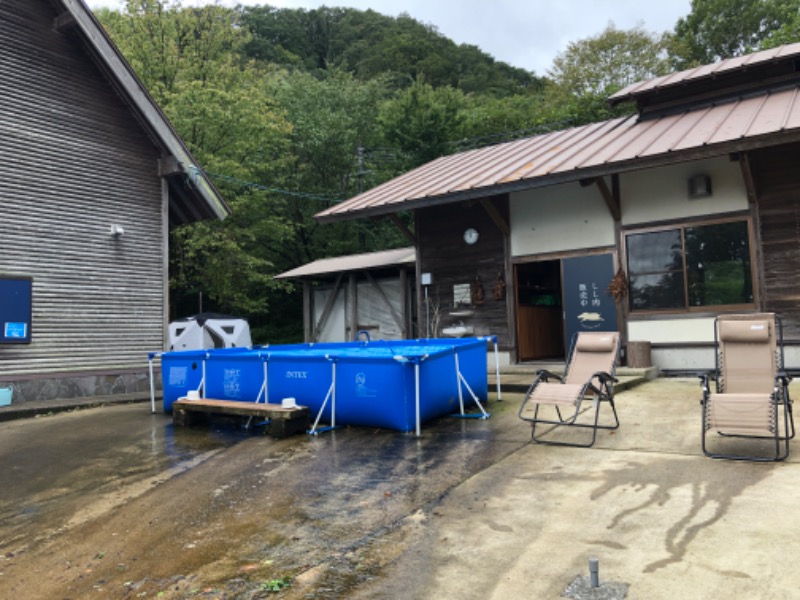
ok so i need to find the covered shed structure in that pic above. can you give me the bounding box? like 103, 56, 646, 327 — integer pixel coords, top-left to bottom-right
276, 247, 416, 343
316, 44, 800, 372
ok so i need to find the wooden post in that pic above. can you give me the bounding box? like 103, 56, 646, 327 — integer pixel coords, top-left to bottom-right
627, 341, 652, 368
348, 274, 358, 341
303, 281, 312, 342
399, 268, 409, 338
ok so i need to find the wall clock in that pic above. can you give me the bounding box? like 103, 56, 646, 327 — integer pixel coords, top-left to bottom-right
463, 227, 479, 245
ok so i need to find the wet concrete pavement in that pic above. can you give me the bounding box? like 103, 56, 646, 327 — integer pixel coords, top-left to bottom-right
1, 379, 800, 598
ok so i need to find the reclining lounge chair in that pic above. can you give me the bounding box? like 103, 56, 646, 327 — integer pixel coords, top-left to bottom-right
518, 331, 620, 447
700, 313, 794, 461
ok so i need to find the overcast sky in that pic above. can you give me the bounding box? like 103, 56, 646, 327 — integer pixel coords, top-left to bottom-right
85, 0, 692, 75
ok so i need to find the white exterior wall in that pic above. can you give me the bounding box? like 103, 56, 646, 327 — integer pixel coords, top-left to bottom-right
621, 158, 750, 371
629, 318, 717, 371
620, 157, 748, 226
505, 158, 753, 371
356, 279, 404, 340
628, 318, 716, 344
509, 182, 615, 256
314, 277, 405, 342
314, 287, 346, 342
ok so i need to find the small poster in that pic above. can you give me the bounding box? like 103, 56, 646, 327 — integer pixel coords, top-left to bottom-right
4, 322, 27, 339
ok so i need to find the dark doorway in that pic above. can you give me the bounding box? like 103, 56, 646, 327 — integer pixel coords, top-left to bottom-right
515, 261, 564, 361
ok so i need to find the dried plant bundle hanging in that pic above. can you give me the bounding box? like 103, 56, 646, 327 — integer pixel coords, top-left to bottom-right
608, 267, 629, 302
493, 272, 506, 301
472, 274, 485, 305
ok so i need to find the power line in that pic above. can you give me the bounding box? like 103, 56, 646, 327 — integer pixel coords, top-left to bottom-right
187, 166, 343, 203
184, 119, 577, 204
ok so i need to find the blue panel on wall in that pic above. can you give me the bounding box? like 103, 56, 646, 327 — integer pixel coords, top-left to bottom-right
562, 254, 617, 349
0, 276, 32, 344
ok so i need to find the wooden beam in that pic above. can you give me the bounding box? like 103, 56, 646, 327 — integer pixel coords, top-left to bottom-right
312, 273, 343, 342
53, 12, 77, 32
414, 212, 423, 337
595, 177, 621, 222
388, 214, 417, 246
737, 152, 758, 204
348, 274, 358, 341
365, 272, 404, 332
399, 268, 409, 338
303, 281, 312, 342
159, 155, 182, 177
479, 198, 510, 237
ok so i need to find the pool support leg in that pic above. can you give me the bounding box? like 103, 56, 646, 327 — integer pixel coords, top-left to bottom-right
415, 361, 421, 437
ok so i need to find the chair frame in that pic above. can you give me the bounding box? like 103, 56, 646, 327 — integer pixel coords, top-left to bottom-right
518, 332, 620, 448
700, 313, 794, 462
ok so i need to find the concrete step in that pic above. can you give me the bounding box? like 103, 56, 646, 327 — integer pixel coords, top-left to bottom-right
490, 366, 656, 395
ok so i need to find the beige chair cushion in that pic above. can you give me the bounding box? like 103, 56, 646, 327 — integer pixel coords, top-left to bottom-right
565, 332, 619, 385
706, 393, 775, 437
717, 316, 776, 394
575, 334, 616, 353
719, 320, 771, 344
528, 383, 585, 407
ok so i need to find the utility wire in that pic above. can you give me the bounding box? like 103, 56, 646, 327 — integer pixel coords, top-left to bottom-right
188, 166, 342, 203
184, 119, 577, 203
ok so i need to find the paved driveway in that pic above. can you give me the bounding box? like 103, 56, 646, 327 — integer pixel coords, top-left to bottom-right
0, 379, 798, 598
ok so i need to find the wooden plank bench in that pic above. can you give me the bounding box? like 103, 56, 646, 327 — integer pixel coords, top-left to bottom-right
173, 398, 310, 438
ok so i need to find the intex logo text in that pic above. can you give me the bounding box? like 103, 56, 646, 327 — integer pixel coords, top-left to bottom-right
285, 371, 308, 379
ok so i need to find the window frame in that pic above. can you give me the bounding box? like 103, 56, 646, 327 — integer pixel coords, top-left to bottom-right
622, 214, 758, 315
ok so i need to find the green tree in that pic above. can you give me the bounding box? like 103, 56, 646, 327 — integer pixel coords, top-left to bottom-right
98, 1, 298, 340
240, 5, 540, 95
544, 24, 671, 124
671, 0, 799, 68
379, 79, 465, 167
267, 68, 407, 261
762, 6, 800, 47
549, 23, 672, 98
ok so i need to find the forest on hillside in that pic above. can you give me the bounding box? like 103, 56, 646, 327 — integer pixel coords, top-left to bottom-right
95, 0, 800, 342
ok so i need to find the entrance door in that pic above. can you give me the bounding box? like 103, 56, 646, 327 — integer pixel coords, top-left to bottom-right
515, 261, 564, 361
515, 253, 618, 362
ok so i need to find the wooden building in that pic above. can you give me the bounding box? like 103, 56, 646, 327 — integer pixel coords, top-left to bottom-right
0, 0, 228, 402
317, 44, 800, 372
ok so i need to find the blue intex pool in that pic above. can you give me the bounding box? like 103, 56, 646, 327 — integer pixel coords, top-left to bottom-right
156, 337, 495, 434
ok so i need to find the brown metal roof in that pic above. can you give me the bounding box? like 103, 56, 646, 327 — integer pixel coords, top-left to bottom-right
609, 43, 800, 104
316, 83, 800, 224
275, 247, 416, 279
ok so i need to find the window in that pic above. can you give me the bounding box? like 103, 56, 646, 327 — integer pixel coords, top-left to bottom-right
626, 219, 753, 311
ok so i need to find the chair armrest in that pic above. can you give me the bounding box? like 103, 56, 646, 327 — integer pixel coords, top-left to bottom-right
699, 371, 716, 399
536, 369, 563, 383
594, 371, 619, 384
698, 371, 716, 385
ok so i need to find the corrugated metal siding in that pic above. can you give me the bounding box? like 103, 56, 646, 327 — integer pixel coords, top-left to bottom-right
0, 0, 165, 376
